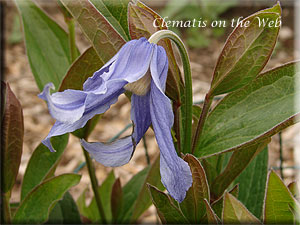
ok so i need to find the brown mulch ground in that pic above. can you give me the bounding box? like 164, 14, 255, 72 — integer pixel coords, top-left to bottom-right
3, 1, 298, 223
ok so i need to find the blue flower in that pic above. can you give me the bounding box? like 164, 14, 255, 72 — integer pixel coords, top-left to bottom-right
39, 37, 192, 202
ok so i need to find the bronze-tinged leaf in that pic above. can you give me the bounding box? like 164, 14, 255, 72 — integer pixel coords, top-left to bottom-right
210, 3, 281, 96
204, 199, 220, 224
196, 62, 300, 158
111, 178, 123, 222
1, 82, 24, 193
60, 0, 126, 63
128, 1, 182, 101
59, 47, 104, 91
180, 154, 209, 223
288, 182, 300, 201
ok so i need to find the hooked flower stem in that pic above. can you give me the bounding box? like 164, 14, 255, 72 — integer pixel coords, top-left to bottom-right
149, 30, 193, 154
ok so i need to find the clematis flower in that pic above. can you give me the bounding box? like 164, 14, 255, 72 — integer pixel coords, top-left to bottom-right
39, 37, 192, 202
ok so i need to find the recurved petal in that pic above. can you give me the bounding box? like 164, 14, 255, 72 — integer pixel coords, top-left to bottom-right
80, 137, 134, 167
42, 83, 123, 152
149, 46, 192, 202
38, 83, 87, 124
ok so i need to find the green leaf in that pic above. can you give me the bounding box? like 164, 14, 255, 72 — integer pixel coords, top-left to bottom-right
21, 134, 69, 201
211, 184, 240, 219
204, 199, 220, 224
180, 154, 209, 223
15, 0, 73, 91
118, 156, 163, 223
90, 0, 130, 41
211, 141, 269, 201
47, 192, 81, 224
128, 0, 183, 102
235, 147, 268, 218
13, 174, 81, 224
196, 62, 300, 158
148, 184, 189, 224
77, 171, 115, 222
264, 170, 298, 224
223, 192, 261, 224
60, 0, 126, 63
111, 178, 123, 222
201, 154, 226, 187
59, 47, 104, 91
209, 3, 281, 96
1, 83, 24, 194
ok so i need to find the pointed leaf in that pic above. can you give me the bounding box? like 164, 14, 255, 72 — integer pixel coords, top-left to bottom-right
15, 0, 73, 91
148, 184, 189, 224
264, 170, 298, 224
223, 192, 261, 224
235, 147, 268, 218
60, 0, 126, 63
21, 134, 69, 200
211, 141, 269, 201
212, 184, 240, 219
288, 182, 300, 200
1, 83, 23, 193
204, 199, 220, 224
128, 1, 182, 101
196, 62, 300, 158
90, 0, 130, 41
13, 174, 81, 224
111, 178, 123, 222
210, 3, 281, 95
180, 154, 209, 222
47, 192, 81, 224
59, 47, 104, 91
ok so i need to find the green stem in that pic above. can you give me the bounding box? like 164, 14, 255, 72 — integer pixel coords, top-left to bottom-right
279, 132, 284, 179
143, 136, 150, 165
149, 30, 193, 154
66, 18, 78, 62
62, 6, 105, 223
82, 145, 107, 224
2, 191, 11, 224
192, 93, 213, 154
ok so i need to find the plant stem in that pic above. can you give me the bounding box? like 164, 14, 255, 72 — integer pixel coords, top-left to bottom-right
279, 132, 284, 179
149, 30, 193, 154
2, 191, 11, 224
82, 146, 107, 224
66, 18, 78, 62
143, 136, 150, 165
192, 93, 213, 154
62, 7, 106, 223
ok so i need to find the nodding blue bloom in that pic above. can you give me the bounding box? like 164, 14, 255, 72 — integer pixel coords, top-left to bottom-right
39, 37, 192, 202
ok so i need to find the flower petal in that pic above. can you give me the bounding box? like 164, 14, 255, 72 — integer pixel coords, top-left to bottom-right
131, 92, 152, 142
80, 137, 134, 167
83, 37, 154, 94
38, 83, 87, 124
81, 90, 151, 167
149, 45, 192, 202
42, 83, 123, 152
